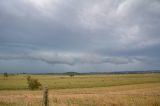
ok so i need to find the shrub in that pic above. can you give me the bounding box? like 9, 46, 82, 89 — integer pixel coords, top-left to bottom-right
66, 72, 77, 77
27, 76, 31, 82
4, 72, 8, 80
27, 76, 41, 90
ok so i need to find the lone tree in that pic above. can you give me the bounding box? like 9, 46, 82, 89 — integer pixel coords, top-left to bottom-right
69, 73, 74, 77
66, 72, 78, 77
27, 76, 41, 90
27, 75, 31, 82
4, 72, 8, 80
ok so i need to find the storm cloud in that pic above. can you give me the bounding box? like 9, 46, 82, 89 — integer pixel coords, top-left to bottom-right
0, 0, 160, 72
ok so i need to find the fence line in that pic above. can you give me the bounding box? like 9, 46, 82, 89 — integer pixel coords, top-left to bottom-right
43, 87, 48, 106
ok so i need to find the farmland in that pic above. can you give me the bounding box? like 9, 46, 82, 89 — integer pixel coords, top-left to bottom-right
0, 74, 160, 106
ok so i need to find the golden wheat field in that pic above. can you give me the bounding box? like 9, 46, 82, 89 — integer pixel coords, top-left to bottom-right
0, 74, 160, 106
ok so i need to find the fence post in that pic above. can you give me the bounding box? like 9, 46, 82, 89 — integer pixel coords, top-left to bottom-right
43, 87, 48, 106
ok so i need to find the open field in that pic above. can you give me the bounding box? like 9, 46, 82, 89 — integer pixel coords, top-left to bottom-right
0, 74, 160, 90
0, 74, 160, 106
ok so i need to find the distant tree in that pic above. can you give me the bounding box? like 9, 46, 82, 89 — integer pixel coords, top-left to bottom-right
22, 72, 26, 74
4, 72, 8, 80
69, 73, 74, 77
66, 72, 77, 77
27, 76, 41, 90
27, 76, 31, 82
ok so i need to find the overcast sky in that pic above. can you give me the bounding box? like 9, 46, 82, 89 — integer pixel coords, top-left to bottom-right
0, 0, 160, 73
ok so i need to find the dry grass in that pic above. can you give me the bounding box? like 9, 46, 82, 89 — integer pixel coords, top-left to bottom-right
0, 83, 160, 106
0, 74, 160, 90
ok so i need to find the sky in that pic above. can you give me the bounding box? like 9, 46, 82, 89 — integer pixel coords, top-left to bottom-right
0, 0, 160, 73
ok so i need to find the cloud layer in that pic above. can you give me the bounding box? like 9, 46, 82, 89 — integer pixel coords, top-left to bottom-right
0, 0, 160, 72
0, 51, 135, 65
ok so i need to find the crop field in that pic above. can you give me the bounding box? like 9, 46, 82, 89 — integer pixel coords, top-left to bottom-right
0, 74, 160, 106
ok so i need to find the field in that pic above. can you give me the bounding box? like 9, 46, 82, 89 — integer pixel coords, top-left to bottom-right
0, 74, 160, 106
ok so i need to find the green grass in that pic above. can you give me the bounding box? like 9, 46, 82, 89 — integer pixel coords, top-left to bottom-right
0, 74, 160, 90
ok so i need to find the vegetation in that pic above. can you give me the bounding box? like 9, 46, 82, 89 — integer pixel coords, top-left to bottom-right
0, 74, 160, 90
3, 72, 8, 80
0, 83, 159, 106
27, 75, 31, 82
66, 72, 77, 77
0, 74, 160, 106
27, 76, 41, 90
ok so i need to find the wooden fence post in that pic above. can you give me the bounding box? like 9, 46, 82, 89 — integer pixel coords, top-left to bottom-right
43, 87, 48, 106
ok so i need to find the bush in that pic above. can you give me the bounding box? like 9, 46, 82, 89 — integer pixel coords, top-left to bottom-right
66, 72, 77, 77
4, 72, 8, 80
27, 76, 41, 90
27, 76, 31, 82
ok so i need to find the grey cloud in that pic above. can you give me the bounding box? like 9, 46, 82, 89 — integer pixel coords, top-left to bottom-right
78, 54, 134, 65
0, 0, 160, 72
0, 52, 135, 66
